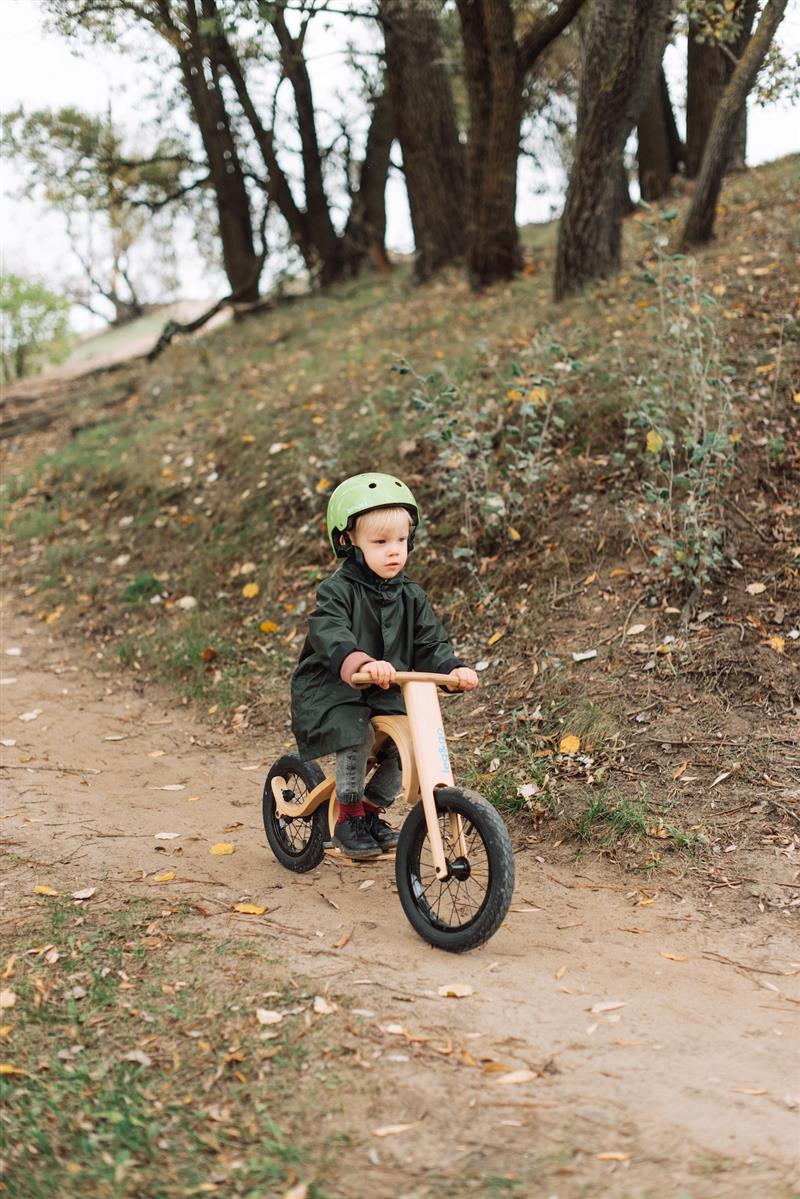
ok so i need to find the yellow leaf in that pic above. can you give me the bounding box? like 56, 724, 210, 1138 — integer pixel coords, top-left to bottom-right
659, 952, 688, 961
242, 582, 260, 599
596, 1152, 633, 1162
582, 572, 597, 586
646, 430, 663, 454
233, 903, 267, 915
240, 433, 256, 444
0, 1064, 32, 1077
508, 527, 521, 541
210, 843, 235, 856
259, 620, 278, 634
153, 871, 176, 883
487, 631, 504, 647
609, 568, 629, 578
505, 389, 522, 401
768, 636, 785, 653
33, 885, 58, 897
793, 392, 800, 405
45, 606, 64, 625
311, 415, 324, 425
755, 363, 774, 374
527, 387, 548, 406
559, 735, 580, 754
712, 283, 726, 296
315, 478, 331, 494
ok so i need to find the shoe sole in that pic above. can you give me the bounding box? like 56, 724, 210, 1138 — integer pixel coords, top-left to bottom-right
331, 840, 382, 861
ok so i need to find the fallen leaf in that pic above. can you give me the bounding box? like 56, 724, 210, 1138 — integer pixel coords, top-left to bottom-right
373, 1122, 418, 1137
256, 1009, 283, 1025
438, 983, 474, 999
155, 831, 181, 840
210, 843, 235, 855
282, 1185, 309, 1199
0, 991, 16, 1010
313, 995, 337, 1015
333, 930, 352, 949
596, 1152, 633, 1162
71, 888, 96, 901
233, 903, 267, 915
589, 1001, 626, 1014
152, 784, 185, 792
153, 871, 176, 883
33, 885, 58, 897
508, 527, 521, 541
746, 582, 766, 595
487, 630, 504, 647
646, 430, 663, 454
659, 952, 688, 962
626, 623, 647, 636
559, 735, 580, 754
768, 636, 785, 653
490, 1069, 537, 1085
124, 1049, 152, 1067
710, 771, 731, 789
260, 620, 278, 634
18, 710, 43, 722
358, 879, 375, 891
0, 1064, 31, 1077
672, 760, 689, 781
242, 582, 260, 599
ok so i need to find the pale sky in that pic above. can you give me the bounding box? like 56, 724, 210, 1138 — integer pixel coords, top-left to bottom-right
2, 0, 798, 328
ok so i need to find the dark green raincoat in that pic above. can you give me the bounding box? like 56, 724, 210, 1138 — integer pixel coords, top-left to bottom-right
291, 558, 463, 760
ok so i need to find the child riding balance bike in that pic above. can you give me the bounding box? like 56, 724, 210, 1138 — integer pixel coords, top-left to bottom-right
262, 473, 515, 951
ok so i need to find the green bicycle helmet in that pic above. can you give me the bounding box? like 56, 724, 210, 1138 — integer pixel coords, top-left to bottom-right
326, 473, 420, 558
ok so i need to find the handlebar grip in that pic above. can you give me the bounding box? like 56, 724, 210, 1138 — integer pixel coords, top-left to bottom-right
351, 670, 467, 688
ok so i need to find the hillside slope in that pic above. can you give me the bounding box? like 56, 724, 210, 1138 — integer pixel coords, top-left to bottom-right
2, 155, 798, 894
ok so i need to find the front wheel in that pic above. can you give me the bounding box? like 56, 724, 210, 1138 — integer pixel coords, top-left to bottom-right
395, 788, 514, 952
263, 755, 327, 873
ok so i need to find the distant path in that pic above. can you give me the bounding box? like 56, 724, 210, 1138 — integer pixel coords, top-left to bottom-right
2, 596, 798, 1197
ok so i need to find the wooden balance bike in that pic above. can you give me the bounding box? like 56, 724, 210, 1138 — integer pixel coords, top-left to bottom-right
262, 671, 515, 952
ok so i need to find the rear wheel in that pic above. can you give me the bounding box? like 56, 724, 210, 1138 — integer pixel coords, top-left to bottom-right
395, 788, 514, 952
262, 755, 327, 873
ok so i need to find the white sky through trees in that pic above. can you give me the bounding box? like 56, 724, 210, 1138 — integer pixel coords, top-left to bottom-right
2, 0, 798, 330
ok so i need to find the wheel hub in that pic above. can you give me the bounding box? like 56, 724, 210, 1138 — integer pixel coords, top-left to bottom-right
447, 856, 471, 881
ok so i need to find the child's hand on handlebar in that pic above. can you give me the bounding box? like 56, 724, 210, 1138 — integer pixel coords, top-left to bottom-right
361, 659, 397, 689
447, 667, 479, 691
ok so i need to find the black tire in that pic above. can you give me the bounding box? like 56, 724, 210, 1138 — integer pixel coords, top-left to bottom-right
263, 755, 327, 873
395, 787, 515, 952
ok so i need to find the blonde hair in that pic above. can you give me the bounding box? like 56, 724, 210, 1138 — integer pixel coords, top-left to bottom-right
353, 505, 412, 540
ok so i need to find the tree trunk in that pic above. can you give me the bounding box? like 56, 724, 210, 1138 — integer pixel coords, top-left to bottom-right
681, 0, 788, 248
686, 0, 758, 177
175, 1, 261, 301
380, 0, 465, 281
342, 91, 395, 274
456, 0, 584, 289
458, 0, 522, 288
554, 0, 672, 300
637, 67, 684, 200
271, 10, 346, 285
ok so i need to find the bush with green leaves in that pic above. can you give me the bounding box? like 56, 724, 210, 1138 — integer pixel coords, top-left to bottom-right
625, 250, 739, 597
1, 272, 71, 381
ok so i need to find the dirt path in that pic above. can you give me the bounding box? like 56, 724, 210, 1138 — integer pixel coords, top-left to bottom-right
2, 596, 798, 1198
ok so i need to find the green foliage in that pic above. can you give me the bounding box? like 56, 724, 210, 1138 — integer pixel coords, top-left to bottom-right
0, 273, 70, 381
3, 106, 195, 320
625, 248, 739, 595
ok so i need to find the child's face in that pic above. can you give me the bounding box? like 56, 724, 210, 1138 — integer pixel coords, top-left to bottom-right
350, 510, 410, 579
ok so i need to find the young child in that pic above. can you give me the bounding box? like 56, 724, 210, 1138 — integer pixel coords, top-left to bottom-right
291, 472, 478, 860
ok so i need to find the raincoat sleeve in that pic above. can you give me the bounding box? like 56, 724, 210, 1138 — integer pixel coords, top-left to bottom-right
307, 575, 364, 678
411, 586, 465, 675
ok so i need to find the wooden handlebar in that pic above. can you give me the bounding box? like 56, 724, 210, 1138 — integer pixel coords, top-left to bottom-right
351, 670, 468, 688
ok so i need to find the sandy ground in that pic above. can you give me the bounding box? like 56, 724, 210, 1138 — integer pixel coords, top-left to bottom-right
1, 597, 798, 1198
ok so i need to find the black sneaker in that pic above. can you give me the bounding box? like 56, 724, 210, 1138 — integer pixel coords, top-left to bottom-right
364, 807, 400, 852
332, 815, 382, 860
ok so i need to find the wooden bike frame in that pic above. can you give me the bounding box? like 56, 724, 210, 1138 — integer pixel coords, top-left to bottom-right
270, 671, 468, 879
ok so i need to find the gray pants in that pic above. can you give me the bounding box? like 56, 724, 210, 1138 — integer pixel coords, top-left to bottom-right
336, 724, 401, 809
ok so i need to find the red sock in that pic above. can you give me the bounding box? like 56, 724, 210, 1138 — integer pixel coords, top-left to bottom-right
337, 800, 365, 824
